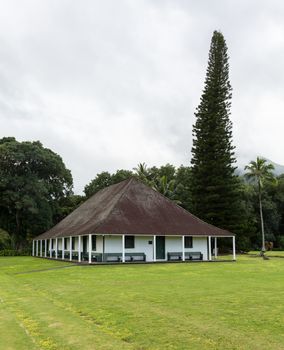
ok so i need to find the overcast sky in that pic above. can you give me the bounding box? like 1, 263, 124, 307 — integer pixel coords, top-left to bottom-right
0, 0, 284, 193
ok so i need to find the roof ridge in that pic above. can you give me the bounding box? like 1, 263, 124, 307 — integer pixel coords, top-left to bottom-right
92, 177, 134, 232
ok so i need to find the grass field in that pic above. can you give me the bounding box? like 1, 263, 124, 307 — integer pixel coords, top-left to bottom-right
1, 256, 284, 350
249, 250, 284, 257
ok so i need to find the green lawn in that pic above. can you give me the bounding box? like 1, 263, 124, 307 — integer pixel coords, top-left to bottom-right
249, 250, 284, 257
1, 256, 284, 350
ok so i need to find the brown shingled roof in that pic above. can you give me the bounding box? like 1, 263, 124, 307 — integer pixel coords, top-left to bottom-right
35, 178, 233, 239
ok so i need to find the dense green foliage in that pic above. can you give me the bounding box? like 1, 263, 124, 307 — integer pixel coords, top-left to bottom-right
1, 256, 284, 349
84, 170, 133, 198
0, 141, 284, 255
83, 162, 284, 251
0, 138, 73, 249
245, 157, 275, 252
246, 173, 284, 249
191, 31, 242, 235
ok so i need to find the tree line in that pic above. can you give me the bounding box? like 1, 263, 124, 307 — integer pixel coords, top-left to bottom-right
81, 161, 284, 252
0, 137, 283, 252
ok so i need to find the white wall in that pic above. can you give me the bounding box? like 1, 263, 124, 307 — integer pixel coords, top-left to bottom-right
95, 235, 103, 253
104, 235, 122, 253
58, 238, 62, 250
49, 234, 208, 261
165, 236, 183, 256
190, 237, 208, 261
125, 236, 154, 262
104, 235, 154, 262
74, 237, 78, 250
160, 236, 208, 261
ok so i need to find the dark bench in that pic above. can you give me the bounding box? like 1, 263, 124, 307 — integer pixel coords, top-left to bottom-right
91, 253, 103, 262
50, 250, 63, 258
81, 252, 103, 262
125, 253, 146, 262
104, 253, 122, 262
64, 251, 70, 259
167, 252, 203, 261
167, 252, 182, 261
103, 253, 146, 262
71, 251, 79, 260
187, 252, 203, 260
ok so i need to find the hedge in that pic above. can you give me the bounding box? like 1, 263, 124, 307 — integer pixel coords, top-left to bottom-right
0, 249, 31, 256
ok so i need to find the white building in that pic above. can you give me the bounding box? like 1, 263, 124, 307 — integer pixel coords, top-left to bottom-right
32, 178, 236, 263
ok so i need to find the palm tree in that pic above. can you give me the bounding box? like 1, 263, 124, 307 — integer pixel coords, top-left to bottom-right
133, 163, 152, 186
153, 175, 180, 203
133, 162, 148, 178
244, 157, 275, 255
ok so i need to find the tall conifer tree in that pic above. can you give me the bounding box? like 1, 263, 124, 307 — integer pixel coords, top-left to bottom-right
191, 31, 240, 232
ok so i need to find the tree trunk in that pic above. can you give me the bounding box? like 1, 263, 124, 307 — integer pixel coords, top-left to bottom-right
258, 180, 265, 254
14, 210, 21, 250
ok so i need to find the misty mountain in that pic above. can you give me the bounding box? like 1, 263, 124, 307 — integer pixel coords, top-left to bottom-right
237, 158, 284, 177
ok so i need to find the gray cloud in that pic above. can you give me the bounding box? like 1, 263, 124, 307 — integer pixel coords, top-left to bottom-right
0, 0, 284, 192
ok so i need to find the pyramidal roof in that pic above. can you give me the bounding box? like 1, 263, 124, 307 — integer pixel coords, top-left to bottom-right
36, 178, 233, 239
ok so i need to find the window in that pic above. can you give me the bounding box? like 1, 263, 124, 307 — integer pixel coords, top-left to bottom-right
72, 238, 75, 250
125, 236, 135, 249
64, 238, 68, 250
184, 236, 193, 248
92, 235, 96, 251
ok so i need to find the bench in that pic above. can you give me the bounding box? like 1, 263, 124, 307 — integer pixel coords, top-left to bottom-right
125, 253, 146, 262
91, 253, 103, 262
167, 252, 182, 261
71, 251, 79, 260
103, 253, 146, 262
81, 252, 103, 262
104, 253, 122, 262
64, 251, 70, 259
81, 252, 89, 261
187, 252, 203, 260
168, 252, 203, 261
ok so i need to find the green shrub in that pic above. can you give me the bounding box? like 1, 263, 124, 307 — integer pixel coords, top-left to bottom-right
0, 229, 11, 250
0, 249, 31, 256
276, 236, 284, 249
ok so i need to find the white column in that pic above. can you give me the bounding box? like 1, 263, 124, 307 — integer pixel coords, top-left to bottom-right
214, 237, 217, 260
78, 236, 81, 262
122, 235, 125, 263
69, 236, 72, 261
32, 240, 35, 256
62, 237, 65, 260
182, 236, 185, 261
233, 236, 236, 260
88, 234, 92, 264
44, 239, 47, 258
36, 240, 38, 256
55, 238, 58, 259
208, 236, 212, 261
40, 240, 42, 257
153, 235, 156, 262
49, 239, 52, 258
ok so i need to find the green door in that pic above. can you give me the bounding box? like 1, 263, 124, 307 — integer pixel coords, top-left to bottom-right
156, 236, 165, 259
